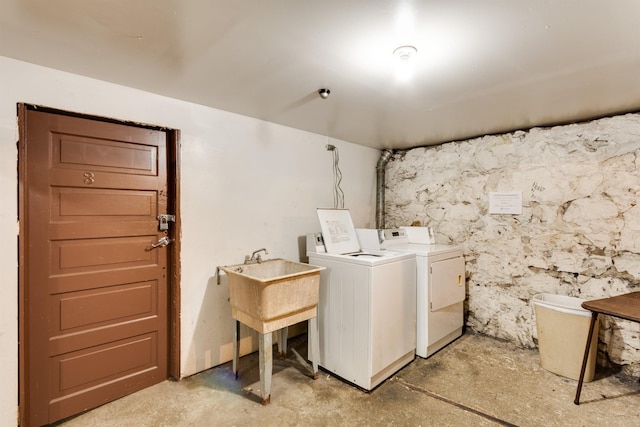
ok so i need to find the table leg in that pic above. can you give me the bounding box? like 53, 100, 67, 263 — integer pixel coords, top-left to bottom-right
259, 332, 272, 405
574, 313, 598, 405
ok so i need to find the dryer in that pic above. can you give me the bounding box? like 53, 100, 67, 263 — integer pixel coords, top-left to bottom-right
357, 227, 466, 358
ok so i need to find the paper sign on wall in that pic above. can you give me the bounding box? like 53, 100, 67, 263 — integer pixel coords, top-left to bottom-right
489, 191, 522, 215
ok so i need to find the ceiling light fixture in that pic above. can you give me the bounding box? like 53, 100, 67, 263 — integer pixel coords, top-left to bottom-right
393, 45, 418, 82
318, 88, 331, 99
393, 45, 417, 61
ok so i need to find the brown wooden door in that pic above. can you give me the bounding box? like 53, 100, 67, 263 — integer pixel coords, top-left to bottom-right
21, 108, 170, 425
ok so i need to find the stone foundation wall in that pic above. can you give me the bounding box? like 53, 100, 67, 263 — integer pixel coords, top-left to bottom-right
385, 113, 640, 373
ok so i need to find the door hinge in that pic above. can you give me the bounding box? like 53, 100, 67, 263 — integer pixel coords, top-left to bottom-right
157, 214, 176, 231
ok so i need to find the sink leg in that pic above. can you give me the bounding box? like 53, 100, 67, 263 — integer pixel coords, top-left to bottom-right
232, 320, 240, 380
259, 332, 272, 405
309, 317, 319, 380
278, 327, 288, 358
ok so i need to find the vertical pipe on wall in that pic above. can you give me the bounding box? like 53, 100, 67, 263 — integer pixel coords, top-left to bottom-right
376, 149, 394, 229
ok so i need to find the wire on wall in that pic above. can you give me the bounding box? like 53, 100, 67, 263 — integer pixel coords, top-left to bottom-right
326, 144, 344, 208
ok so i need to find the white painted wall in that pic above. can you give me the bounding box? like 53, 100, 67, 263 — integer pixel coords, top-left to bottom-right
0, 56, 379, 424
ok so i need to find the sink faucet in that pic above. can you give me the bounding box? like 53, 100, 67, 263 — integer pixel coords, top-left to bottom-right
245, 248, 268, 264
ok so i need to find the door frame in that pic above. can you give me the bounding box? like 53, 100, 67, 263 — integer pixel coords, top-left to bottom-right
17, 104, 181, 425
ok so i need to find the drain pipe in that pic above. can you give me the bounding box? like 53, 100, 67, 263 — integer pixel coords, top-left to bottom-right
376, 149, 394, 229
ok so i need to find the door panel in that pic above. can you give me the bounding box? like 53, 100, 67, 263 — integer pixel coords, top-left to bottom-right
430, 255, 466, 311
23, 109, 170, 426
52, 333, 158, 396
53, 133, 158, 174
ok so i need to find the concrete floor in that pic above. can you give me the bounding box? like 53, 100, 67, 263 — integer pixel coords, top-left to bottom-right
54, 332, 640, 427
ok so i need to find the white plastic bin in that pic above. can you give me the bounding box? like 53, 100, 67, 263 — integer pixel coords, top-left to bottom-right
532, 293, 599, 382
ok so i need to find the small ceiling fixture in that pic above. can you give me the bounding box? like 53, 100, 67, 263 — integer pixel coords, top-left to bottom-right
393, 45, 417, 61
318, 88, 331, 99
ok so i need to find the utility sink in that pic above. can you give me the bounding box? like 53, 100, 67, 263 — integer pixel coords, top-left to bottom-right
219, 259, 325, 334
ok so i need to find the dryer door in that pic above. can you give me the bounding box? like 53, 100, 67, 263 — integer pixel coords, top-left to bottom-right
430, 255, 465, 311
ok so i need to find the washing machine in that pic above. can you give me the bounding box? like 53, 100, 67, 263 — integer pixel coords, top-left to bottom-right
306, 209, 417, 390
357, 227, 466, 358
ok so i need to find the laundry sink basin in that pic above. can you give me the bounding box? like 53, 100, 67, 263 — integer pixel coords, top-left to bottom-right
219, 259, 325, 333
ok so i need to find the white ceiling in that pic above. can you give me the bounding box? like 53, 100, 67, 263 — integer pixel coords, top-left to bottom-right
2, 0, 640, 150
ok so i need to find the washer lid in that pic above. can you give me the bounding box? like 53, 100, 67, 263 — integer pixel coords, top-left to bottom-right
309, 249, 415, 266
316, 208, 360, 254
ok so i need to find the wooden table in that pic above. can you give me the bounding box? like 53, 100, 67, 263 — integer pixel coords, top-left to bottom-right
574, 292, 640, 405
